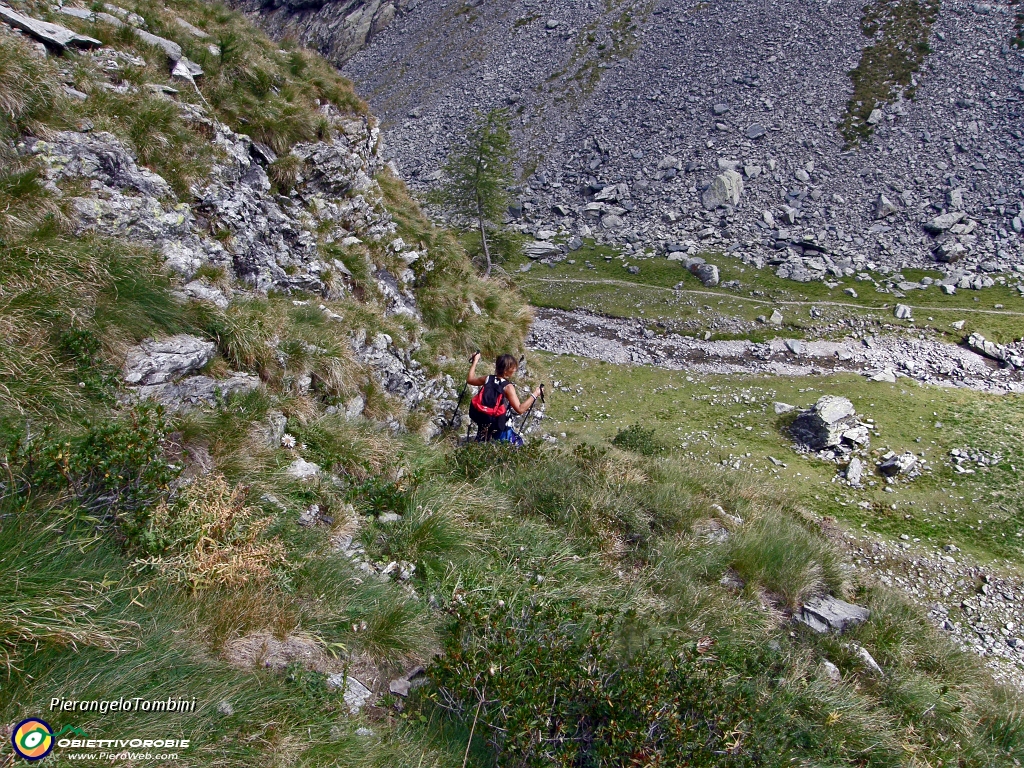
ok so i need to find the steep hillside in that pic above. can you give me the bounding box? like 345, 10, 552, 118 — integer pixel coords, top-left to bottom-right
291, 0, 1024, 286
3, 1, 1024, 766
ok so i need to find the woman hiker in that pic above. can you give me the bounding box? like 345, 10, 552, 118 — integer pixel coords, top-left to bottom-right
466, 352, 542, 443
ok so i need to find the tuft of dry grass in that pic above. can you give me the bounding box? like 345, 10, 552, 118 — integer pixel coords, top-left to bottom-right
135, 473, 286, 589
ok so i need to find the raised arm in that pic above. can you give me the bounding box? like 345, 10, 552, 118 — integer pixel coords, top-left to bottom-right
466, 352, 487, 386
504, 382, 542, 415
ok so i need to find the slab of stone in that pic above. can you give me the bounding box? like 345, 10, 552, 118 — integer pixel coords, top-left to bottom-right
0, 4, 102, 49
326, 674, 373, 713
136, 372, 260, 411
286, 457, 321, 481
923, 211, 966, 234
845, 457, 864, 485
173, 16, 209, 38
135, 28, 183, 61
798, 596, 871, 633
525, 240, 562, 259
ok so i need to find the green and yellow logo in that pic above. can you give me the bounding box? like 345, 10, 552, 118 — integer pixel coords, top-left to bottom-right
11, 719, 54, 761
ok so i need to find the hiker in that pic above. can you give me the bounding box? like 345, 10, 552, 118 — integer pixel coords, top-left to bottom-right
466, 352, 542, 443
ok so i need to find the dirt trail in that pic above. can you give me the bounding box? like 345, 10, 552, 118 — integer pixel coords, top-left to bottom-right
526, 276, 1024, 317
527, 307, 1024, 393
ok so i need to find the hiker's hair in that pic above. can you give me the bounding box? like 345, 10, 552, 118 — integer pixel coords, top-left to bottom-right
495, 354, 518, 377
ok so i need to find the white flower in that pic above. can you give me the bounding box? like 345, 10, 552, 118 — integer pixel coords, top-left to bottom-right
281, 434, 297, 449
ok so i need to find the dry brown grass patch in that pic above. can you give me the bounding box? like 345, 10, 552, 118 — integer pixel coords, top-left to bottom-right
135, 474, 286, 589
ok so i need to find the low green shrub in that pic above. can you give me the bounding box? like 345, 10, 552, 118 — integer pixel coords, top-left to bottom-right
56, 328, 119, 403
348, 476, 415, 518
611, 423, 665, 456
7, 402, 178, 544
428, 598, 789, 768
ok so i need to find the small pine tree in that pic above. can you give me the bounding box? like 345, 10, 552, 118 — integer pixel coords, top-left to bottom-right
436, 109, 514, 277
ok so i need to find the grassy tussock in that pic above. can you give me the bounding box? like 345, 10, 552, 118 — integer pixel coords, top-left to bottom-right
0, 515, 137, 673
0, 33, 71, 144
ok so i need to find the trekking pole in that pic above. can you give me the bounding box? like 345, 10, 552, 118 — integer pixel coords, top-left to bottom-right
519, 383, 545, 436
448, 350, 480, 431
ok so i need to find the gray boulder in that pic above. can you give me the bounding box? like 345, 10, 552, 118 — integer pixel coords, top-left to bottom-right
798, 596, 871, 633
701, 170, 744, 209
894, 304, 913, 320
923, 211, 966, 234
691, 262, 720, 287
875, 194, 897, 219
286, 457, 321, 480
525, 240, 562, 259
122, 335, 216, 385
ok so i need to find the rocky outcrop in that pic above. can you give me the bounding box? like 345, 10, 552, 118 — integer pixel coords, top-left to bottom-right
790, 396, 869, 452
0, 3, 100, 49
968, 332, 1024, 368
123, 335, 216, 386
137, 373, 262, 411
9, 29, 455, 425
121, 335, 261, 410
27, 83, 387, 297
230, 0, 418, 65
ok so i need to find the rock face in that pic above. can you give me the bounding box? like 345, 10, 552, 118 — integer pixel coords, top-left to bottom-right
790, 396, 865, 452
798, 595, 871, 633
229, 0, 417, 65
10, 35, 457, 426
27, 100, 387, 297
137, 373, 262, 411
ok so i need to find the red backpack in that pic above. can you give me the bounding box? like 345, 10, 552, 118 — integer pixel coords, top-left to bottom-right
469, 376, 509, 432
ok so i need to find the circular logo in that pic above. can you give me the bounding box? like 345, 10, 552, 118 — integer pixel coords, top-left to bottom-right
12, 718, 54, 761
